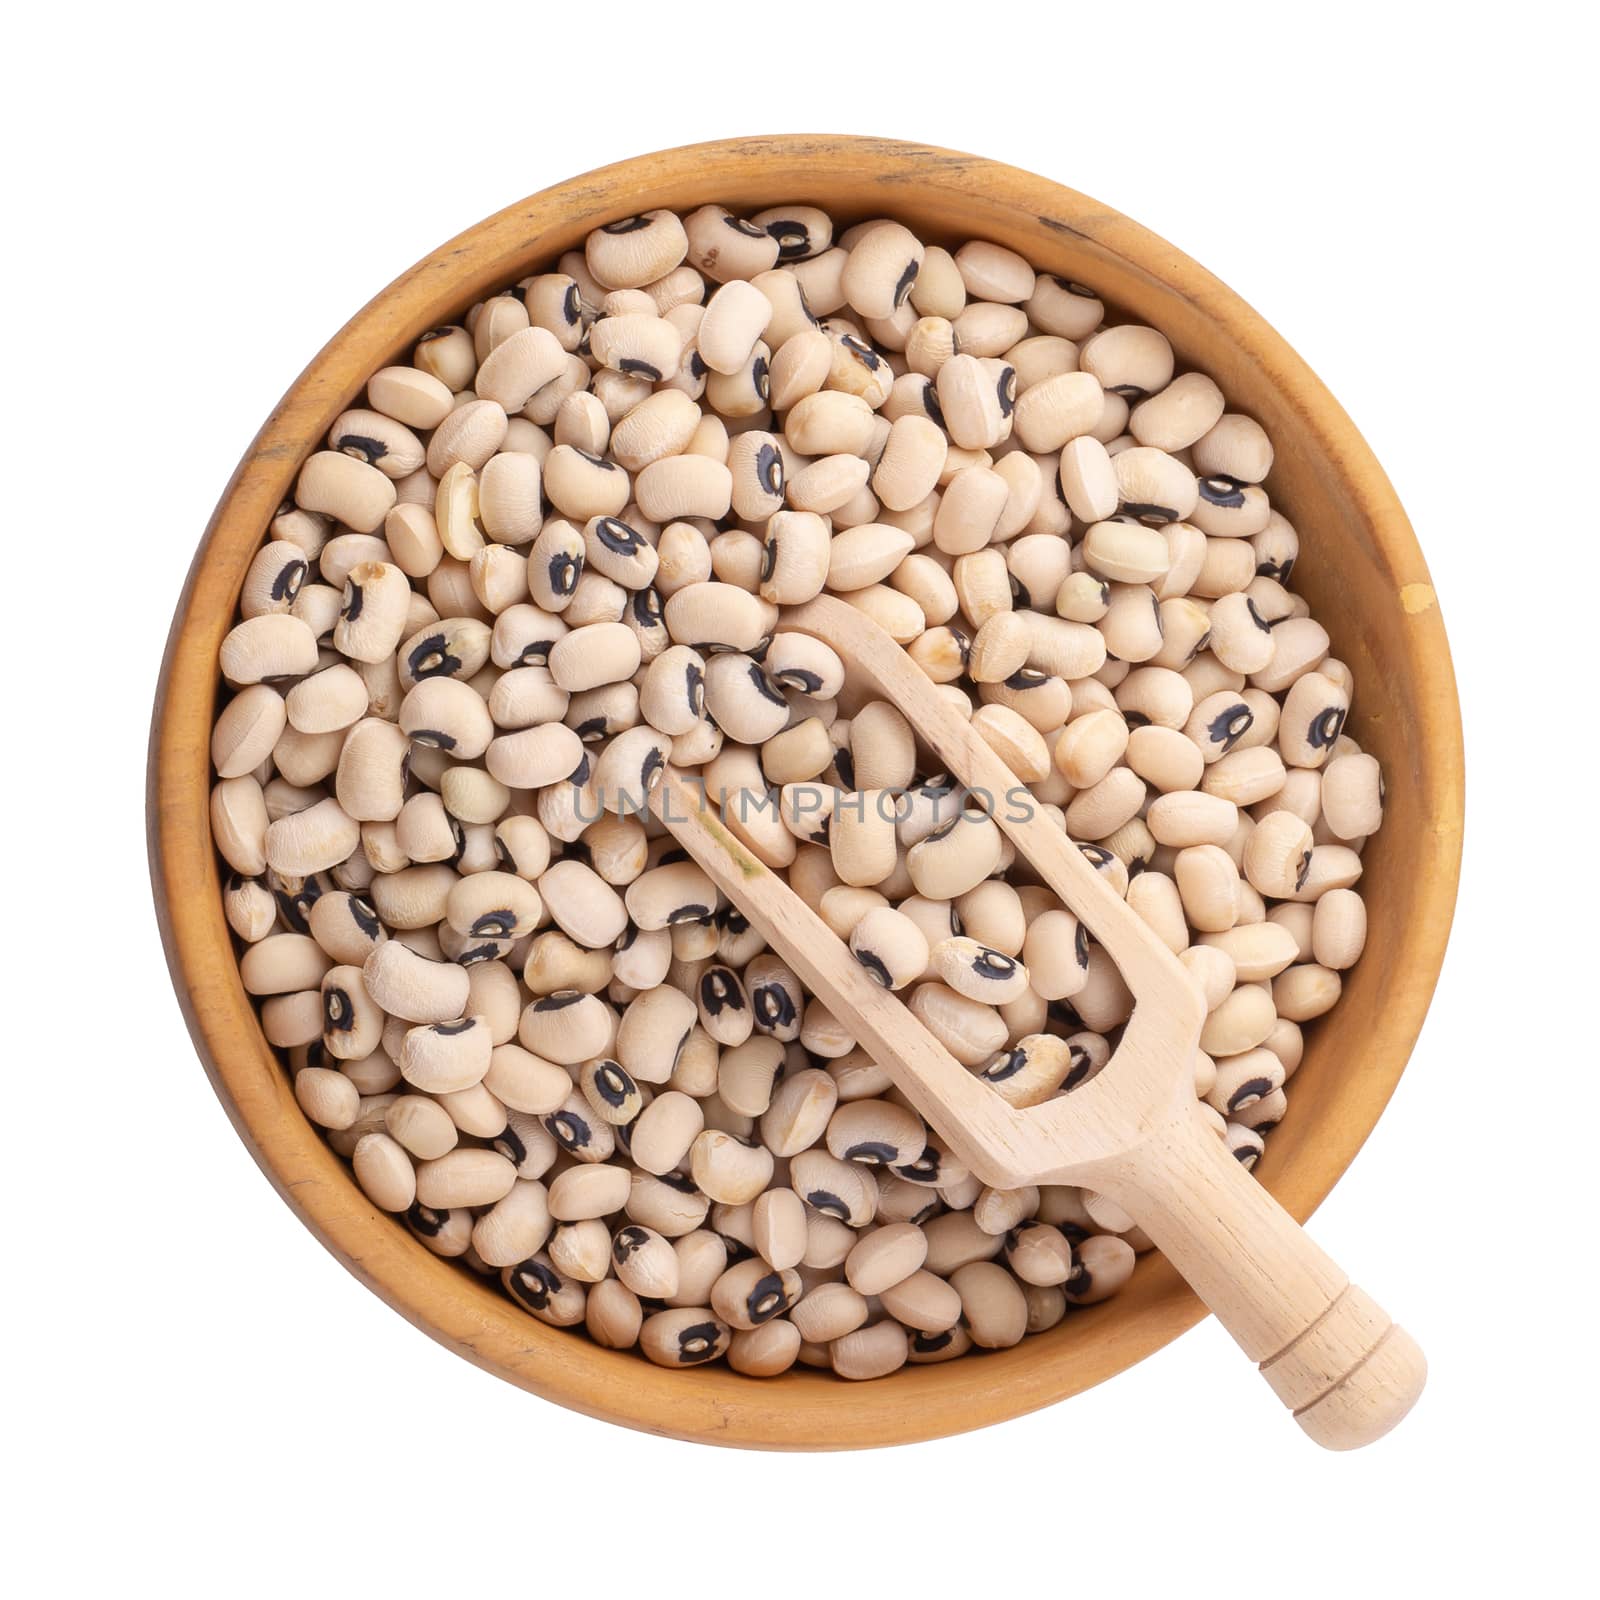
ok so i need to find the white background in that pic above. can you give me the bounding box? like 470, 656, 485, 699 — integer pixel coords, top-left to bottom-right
7, 3, 1594, 1594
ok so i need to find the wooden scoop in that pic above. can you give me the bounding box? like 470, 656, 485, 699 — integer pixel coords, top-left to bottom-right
650, 594, 1424, 1449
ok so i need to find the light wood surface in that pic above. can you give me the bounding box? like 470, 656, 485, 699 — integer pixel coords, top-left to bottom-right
656, 598, 1424, 1448
147, 134, 1464, 1448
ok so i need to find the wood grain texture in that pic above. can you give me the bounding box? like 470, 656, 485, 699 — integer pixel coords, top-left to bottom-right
147, 134, 1464, 1449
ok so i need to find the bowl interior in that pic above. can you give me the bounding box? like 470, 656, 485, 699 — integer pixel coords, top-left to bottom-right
149, 135, 1463, 1448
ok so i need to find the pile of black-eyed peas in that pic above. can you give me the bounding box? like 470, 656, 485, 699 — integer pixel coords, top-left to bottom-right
213, 201, 1381, 1378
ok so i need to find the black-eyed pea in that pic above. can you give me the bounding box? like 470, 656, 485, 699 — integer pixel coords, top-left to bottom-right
223, 873, 278, 943
663, 581, 776, 654
1311, 887, 1367, 971
1189, 474, 1272, 539
517, 985, 614, 1066
845, 905, 930, 993
1243, 808, 1315, 898
471, 1179, 554, 1270
830, 1320, 909, 1380
1122, 724, 1202, 795
824, 1099, 925, 1168
906, 981, 1008, 1069
929, 937, 1031, 1005
503, 1254, 588, 1326
760, 1067, 839, 1159
789, 1281, 870, 1345
694, 962, 751, 1047
717, 1036, 787, 1119
953, 300, 1028, 358
1204, 1046, 1286, 1120
1005, 1221, 1075, 1287
291, 1063, 359, 1131
689, 1129, 774, 1206
1279, 670, 1350, 769
711, 1258, 803, 1331
1200, 982, 1277, 1057
949, 1260, 1028, 1349
904, 315, 956, 376
1274, 961, 1344, 1022
544, 1162, 630, 1226
1168, 844, 1237, 935
750, 1186, 808, 1272
827, 1049, 894, 1105
585, 1278, 644, 1352
585, 210, 689, 290
728, 1319, 801, 1377
1202, 745, 1287, 808
1063, 1234, 1137, 1304
342, 1127, 416, 1214
905, 812, 1003, 901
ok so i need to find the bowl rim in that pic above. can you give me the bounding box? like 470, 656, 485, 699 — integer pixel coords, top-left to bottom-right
148, 133, 1464, 1449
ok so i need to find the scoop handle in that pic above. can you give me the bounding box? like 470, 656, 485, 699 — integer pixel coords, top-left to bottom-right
1088, 1104, 1426, 1450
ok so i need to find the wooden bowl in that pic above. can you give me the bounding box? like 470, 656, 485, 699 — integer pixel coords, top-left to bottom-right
148, 135, 1464, 1448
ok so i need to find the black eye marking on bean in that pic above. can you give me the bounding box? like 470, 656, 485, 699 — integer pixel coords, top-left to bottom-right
1151, 591, 1164, 631
509, 1260, 564, 1311
699, 967, 746, 1014
619, 357, 662, 381
1074, 923, 1091, 973
666, 902, 713, 926
748, 1274, 788, 1321
602, 214, 651, 234
1121, 501, 1178, 524
658, 1169, 699, 1194
752, 983, 797, 1030
689, 350, 707, 380
844, 1140, 898, 1165
1309, 707, 1346, 748
341, 580, 365, 622
913, 1329, 954, 1354
1080, 844, 1115, 869
408, 632, 458, 679
416, 327, 454, 345
1294, 848, 1313, 892
724, 215, 768, 239
322, 987, 352, 1030
597, 517, 641, 553
805, 1188, 850, 1220
591, 1061, 633, 1108
854, 949, 893, 988
894, 1148, 943, 1183
748, 664, 787, 707
561, 282, 581, 324
1256, 556, 1294, 582
921, 379, 947, 430
892, 258, 919, 307
547, 1110, 592, 1151
406, 1202, 449, 1237
573, 715, 609, 742
752, 353, 769, 399
430, 1018, 475, 1038
566, 751, 593, 786
1209, 704, 1254, 751
766, 220, 809, 258
833, 746, 856, 790
755, 441, 784, 497
1232, 1143, 1257, 1166
1245, 597, 1274, 634
973, 949, 1018, 981
1062, 1046, 1095, 1093
612, 1225, 648, 1262
1199, 474, 1247, 508
495, 1124, 528, 1166
982, 1049, 1027, 1083
548, 551, 582, 596
1110, 383, 1149, 401
841, 335, 881, 372
1228, 1079, 1274, 1113
576, 330, 593, 359
639, 746, 666, 790
996, 366, 1017, 416
677, 1322, 721, 1361
1065, 280, 1097, 298
408, 727, 457, 752
1003, 667, 1048, 691
335, 432, 388, 466
469, 911, 517, 939
271, 560, 307, 601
